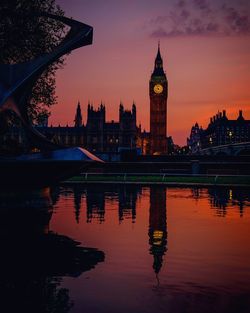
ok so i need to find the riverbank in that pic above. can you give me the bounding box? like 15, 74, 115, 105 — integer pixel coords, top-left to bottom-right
64, 174, 250, 187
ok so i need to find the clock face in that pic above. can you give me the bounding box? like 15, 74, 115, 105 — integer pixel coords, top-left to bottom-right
153, 84, 163, 94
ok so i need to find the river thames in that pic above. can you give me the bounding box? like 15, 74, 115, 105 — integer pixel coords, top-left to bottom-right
1, 184, 250, 313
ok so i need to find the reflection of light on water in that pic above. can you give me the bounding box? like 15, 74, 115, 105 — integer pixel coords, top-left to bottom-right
229, 189, 233, 200
153, 230, 163, 246
49, 185, 250, 312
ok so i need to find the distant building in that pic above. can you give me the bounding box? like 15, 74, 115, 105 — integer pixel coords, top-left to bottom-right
84, 102, 137, 154
187, 122, 203, 154
40, 102, 138, 158
2, 45, 174, 157
1, 101, 140, 158
187, 110, 250, 154
137, 130, 150, 155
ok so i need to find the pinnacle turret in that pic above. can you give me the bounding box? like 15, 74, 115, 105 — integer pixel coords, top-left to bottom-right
74, 101, 83, 127
152, 42, 165, 76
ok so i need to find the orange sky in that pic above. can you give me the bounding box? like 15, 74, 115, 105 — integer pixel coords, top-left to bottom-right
51, 0, 250, 145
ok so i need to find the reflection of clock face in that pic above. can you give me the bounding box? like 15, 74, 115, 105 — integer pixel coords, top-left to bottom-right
154, 84, 163, 94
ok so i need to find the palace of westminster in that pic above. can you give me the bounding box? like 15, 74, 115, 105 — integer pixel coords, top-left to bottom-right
43, 44, 170, 158
2, 45, 250, 157
3, 45, 169, 159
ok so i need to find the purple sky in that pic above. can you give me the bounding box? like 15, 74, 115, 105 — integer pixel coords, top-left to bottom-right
52, 0, 250, 145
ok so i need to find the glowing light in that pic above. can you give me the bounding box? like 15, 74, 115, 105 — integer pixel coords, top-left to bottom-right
229, 189, 233, 200
153, 230, 163, 245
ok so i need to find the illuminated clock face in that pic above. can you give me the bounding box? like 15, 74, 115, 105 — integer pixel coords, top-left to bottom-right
153, 84, 163, 94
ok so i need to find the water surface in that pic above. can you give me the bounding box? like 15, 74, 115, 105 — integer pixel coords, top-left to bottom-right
1, 185, 250, 313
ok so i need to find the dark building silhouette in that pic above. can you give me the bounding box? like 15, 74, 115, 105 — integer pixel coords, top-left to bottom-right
208, 188, 249, 218
86, 185, 105, 223
70, 185, 142, 225
38, 102, 138, 158
74, 101, 83, 127
2, 101, 139, 158
149, 43, 168, 155
187, 110, 250, 154
73, 185, 83, 224
2, 44, 172, 156
187, 122, 203, 154
85, 102, 137, 154
118, 185, 138, 223
148, 186, 168, 274
119, 102, 137, 149
137, 129, 151, 155
86, 102, 106, 152
190, 187, 250, 218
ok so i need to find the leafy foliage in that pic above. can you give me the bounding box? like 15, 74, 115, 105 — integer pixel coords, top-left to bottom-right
0, 0, 66, 122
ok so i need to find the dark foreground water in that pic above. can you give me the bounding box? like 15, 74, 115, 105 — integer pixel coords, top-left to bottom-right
0, 184, 250, 313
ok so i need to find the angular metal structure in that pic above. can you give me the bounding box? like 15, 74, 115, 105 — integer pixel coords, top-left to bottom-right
0, 13, 104, 186
0, 13, 93, 150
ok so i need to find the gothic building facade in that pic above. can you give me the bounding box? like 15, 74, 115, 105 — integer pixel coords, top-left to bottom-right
2, 45, 171, 157
39, 102, 138, 157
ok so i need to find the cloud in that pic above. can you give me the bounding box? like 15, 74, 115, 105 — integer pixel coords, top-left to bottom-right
193, 0, 211, 12
176, 0, 186, 8
149, 0, 250, 38
224, 5, 250, 34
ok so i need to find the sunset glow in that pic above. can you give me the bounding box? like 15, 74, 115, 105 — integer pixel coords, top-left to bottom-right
51, 0, 250, 145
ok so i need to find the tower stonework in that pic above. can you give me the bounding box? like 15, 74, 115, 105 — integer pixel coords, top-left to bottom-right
86, 103, 105, 152
150, 44, 168, 154
119, 102, 137, 149
74, 101, 83, 127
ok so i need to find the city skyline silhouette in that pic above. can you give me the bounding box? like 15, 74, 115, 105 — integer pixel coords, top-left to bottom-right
51, 0, 250, 145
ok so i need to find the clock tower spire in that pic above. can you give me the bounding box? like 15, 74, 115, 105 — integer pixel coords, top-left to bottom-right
149, 44, 168, 154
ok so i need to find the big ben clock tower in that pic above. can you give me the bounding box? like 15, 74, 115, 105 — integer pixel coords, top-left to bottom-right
150, 43, 168, 154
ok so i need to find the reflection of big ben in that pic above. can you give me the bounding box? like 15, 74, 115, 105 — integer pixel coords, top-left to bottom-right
148, 186, 167, 274
149, 43, 168, 155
